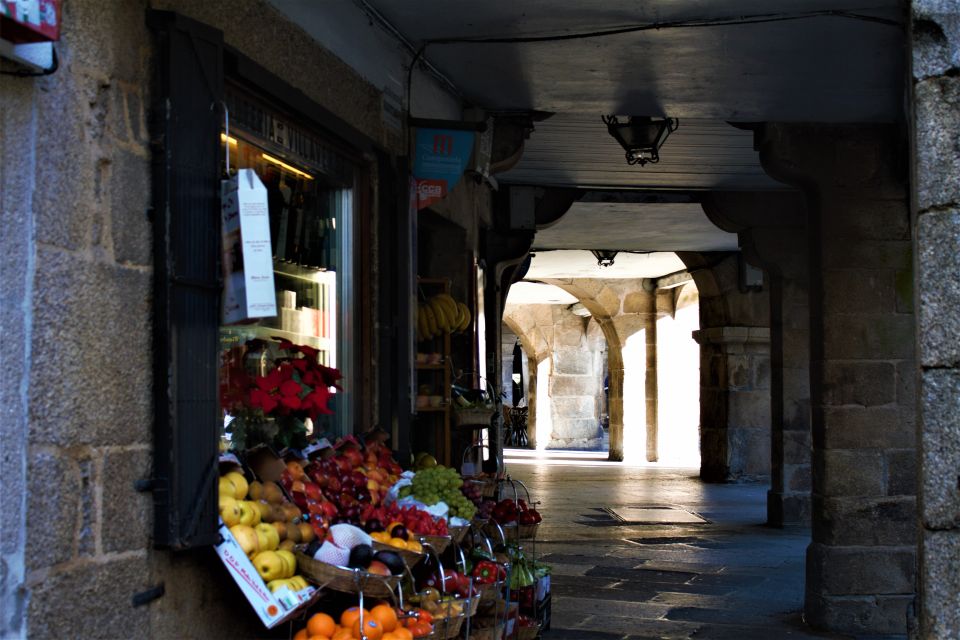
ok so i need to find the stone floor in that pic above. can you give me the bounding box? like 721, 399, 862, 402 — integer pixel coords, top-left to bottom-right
501, 451, 893, 640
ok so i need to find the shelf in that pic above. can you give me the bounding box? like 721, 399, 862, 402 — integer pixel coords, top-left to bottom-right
273, 260, 334, 283
416, 363, 445, 370
221, 325, 332, 351
416, 406, 451, 413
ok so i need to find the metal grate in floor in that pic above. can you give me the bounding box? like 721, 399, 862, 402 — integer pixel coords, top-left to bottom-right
605, 506, 709, 524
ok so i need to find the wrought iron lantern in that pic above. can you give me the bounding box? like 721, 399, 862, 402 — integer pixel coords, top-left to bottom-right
590, 249, 619, 267
602, 115, 679, 166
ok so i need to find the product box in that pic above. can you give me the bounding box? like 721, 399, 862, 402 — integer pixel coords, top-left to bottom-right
221, 169, 277, 324
0, 0, 59, 43
215, 521, 322, 628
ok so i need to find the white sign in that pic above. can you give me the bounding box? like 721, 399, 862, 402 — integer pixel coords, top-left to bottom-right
221, 169, 277, 323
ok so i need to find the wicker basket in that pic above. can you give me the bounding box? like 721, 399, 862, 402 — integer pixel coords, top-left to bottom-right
429, 614, 465, 639
466, 621, 505, 640
295, 551, 399, 598
515, 623, 541, 640
477, 579, 505, 602
372, 541, 426, 568
516, 522, 539, 540
454, 407, 495, 427
448, 524, 469, 544
419, 534, 451, 555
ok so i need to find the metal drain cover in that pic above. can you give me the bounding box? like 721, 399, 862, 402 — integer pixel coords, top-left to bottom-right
607, 506, 708, 524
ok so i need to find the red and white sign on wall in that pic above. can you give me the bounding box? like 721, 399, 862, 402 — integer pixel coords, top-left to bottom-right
0, 0, 60, 43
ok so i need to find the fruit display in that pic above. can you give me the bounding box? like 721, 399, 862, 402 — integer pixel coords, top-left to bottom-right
218, 469, 313, 599
415, 293, 471, 341
398, 465, 477, 521
291, 604, 433, 640
490, 498, 541, 526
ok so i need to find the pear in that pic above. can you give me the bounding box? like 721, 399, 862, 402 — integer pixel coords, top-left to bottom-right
276, 549, 297, 578
229, 524, 259, 556
262, 482, 284, 505
272, 521, 288, 541
224, 472, 249, 500
297, 523, 315, 543
252, 550, 286, 582
247, 480, 264, 501
255, 523, 280, 551
252, 501, 272, 523
285, 523, 302, 544
278, 539, 296, 551
219, 494, 238, 512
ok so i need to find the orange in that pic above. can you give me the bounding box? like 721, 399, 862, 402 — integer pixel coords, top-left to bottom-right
308, 636, 331, 640
388, 629, 413, 640
331, 630, 353, 640
340, 606, 368, 630
352, 618, 383, 640
307, 613, 337, 638
294, 629, 309, 640
369, 604, 398, 632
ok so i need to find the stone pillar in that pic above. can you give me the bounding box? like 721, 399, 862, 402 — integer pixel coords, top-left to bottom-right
525, 355, 538, 448
644, 293, 659, 462
702, 193, 813, 525
693, 327, 772, 481
549, 306, 603, 449
912, 3, 960, 637
760, 124, 916, 635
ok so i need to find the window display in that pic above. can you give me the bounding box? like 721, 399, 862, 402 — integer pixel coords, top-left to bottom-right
219, 104, 355, 444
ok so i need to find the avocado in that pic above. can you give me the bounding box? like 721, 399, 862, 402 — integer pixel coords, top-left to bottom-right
348, 544, 375, 569
373, 550, 406, 575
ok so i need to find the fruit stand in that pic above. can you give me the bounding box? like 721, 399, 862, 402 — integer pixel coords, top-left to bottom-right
215, 334, 550, 639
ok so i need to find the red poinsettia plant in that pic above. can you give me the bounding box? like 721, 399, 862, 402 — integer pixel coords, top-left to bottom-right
220, 337, 341, 451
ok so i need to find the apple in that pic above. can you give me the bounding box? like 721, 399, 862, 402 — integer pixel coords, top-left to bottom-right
252, 550, 286, 581
333, 456, 353, 475
220, 501, 242, 527
255, 523, 280, 550
224, 472, 249, 500
238, 501, 260, 526
276, 549, 297, 578
229, 524, 259, 556
343, 448, 363, 468
218, 476, 236, 497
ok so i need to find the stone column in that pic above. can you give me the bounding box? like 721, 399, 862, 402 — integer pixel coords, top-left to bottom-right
525, 355, 537, 448
760, 124, 916, 635
912, 3, 960, 637
693, 327, 772, 481
644, 293, 660, 462
702, 192, 813, 525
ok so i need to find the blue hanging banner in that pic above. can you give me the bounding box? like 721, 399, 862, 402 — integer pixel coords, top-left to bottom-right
413, 128, 475, 210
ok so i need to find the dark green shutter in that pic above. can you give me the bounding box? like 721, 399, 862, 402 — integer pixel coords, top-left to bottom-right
148, 11, 223, 549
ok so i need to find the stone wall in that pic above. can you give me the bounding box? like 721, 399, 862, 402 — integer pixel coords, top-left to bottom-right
912, 2, 960, 637
0, 1, 402, 637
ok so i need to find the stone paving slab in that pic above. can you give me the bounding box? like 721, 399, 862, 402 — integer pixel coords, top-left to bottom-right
502, 459, 858, 640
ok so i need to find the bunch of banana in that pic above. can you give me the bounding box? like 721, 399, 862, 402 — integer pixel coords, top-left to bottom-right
416, 293, 472, 341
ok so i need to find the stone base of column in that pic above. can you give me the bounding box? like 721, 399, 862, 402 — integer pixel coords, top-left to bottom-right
804, 542, 916, 635
766, 489, 811, 526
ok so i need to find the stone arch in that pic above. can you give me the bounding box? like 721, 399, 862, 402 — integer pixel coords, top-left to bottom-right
501, 310, 548, 448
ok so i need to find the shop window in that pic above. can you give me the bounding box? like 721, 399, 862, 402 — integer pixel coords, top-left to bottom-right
219, 90, 357, 443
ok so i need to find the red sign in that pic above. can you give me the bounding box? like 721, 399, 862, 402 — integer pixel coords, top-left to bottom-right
1, 0, 60, 43
416, 178, 447, 209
